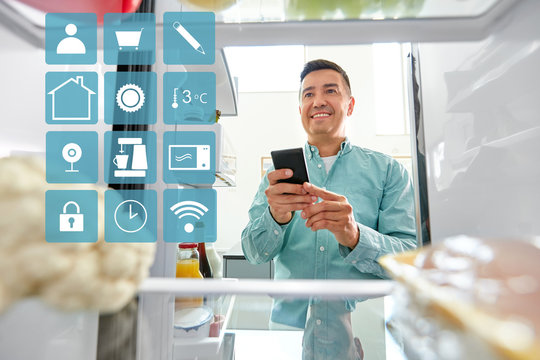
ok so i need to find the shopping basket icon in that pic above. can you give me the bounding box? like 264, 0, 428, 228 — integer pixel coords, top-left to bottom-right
115, 28, 144, 50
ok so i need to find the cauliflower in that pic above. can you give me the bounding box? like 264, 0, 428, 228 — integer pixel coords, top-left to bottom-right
0, 156, 155, 313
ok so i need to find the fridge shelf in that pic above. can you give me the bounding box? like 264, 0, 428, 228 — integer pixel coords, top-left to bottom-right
173, 294, 236, 360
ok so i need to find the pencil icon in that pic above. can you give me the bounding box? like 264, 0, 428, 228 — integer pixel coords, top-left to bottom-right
172, 21, 205, 55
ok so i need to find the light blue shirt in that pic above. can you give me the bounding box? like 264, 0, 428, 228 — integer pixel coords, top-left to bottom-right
241, 139, 417, 328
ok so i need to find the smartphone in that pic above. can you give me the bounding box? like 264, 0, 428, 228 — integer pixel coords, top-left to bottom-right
270, 147, 310, 184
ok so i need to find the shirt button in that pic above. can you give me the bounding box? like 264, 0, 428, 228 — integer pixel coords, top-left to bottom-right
352, 260, 357, 264
264, 252, 269, 256
311, 147, 315, 152
316, 319, 322, 325
317, 164, 322, 168
319, 246, 325, 252
273, 229, 279, 235
308, 155, 312, 159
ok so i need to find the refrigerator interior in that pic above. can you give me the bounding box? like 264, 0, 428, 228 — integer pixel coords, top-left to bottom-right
0, 0, 539, 359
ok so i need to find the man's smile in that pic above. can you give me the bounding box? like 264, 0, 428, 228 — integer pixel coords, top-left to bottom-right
311, 111, 332, 119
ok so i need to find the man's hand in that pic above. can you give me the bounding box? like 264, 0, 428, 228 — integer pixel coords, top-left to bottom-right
265, 169, 318, 224
301, 182, 360, 249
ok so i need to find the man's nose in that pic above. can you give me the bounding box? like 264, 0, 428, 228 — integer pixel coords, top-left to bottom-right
312, 93, 327, 107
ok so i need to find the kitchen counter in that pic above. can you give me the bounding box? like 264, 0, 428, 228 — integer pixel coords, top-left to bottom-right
222, 242, 274, 279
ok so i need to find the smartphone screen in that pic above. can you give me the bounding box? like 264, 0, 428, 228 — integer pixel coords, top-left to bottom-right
270, 147, 310, 184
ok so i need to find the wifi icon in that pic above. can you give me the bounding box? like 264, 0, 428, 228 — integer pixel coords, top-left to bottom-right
164, 189, 216, 243
170, 200, 209, 233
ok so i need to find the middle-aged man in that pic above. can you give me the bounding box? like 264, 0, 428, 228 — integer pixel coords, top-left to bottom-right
241, 59, 417, 359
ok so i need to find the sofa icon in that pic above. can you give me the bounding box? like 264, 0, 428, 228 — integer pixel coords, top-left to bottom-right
48, 76, 96, 121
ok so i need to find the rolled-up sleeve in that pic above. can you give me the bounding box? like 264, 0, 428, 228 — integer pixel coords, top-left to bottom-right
339, 160, 417, 278
241, 172, 290, 264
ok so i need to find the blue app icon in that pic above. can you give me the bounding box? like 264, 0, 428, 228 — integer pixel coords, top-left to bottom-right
104, 131, 157, 184
104, 72, 157, 125
163, 72, 216, 124
46, 131, 98, 184
105, 190, 157, 242
46, 190, 98, 243
104, 13, 156, 65
163, 189, 217, 243
163, 131, 215, 185
163, 12, 215, 65
46, 72, 98, 124
46, 13, 97, 64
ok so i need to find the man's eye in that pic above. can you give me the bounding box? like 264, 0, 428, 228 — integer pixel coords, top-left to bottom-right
304, 93, 313, 98
327, 89, 336, 94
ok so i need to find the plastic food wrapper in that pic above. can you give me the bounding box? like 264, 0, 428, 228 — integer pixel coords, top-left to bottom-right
0, 156, 156, 314
379, 236, 540, 360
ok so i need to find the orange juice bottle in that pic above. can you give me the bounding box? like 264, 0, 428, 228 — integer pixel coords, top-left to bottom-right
176, 243, 203, 308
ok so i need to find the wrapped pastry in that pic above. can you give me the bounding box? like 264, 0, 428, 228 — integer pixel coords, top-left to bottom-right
379, 236, 540, 360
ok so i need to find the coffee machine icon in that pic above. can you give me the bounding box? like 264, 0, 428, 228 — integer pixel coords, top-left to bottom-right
113, 137, 148, 177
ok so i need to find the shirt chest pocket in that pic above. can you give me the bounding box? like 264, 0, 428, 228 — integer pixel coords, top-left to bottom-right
345, 186, 382, 229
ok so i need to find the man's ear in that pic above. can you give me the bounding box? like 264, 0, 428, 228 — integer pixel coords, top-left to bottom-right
299, 105, 302, 115
347, 96, 355, 116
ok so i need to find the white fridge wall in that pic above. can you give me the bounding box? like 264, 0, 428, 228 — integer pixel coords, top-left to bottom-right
0, 25, 46, 156
419, 0, 540, 242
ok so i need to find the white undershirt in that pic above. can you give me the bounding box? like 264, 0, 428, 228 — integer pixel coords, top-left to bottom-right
321, 155, 338, 174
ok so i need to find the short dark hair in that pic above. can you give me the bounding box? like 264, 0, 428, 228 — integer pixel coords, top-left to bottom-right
300, 59, 352, 95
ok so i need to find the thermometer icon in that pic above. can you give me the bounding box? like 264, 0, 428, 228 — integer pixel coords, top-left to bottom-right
172, 21, 205, 55
172, 88, 179, 109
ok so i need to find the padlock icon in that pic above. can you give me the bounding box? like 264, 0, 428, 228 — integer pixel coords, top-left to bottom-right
59, 201, 84, 232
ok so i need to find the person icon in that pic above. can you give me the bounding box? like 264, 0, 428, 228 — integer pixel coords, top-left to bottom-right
56, 23, 86, 55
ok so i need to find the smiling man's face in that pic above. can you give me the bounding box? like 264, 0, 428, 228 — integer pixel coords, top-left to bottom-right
299, 69, 355, 144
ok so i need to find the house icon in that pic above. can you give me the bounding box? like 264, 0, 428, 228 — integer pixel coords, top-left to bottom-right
48, 76, 96, 121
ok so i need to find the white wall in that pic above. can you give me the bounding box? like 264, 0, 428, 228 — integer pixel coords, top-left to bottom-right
216, 44, 412, 252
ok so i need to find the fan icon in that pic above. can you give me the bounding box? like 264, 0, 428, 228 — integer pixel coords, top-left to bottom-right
116, 83, 145, 113
170, 200, 208, 233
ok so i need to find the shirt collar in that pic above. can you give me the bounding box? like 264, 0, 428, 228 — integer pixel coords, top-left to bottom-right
304, 138, 353, 158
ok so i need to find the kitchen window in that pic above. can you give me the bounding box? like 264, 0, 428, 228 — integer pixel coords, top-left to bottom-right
373, 42, 410, 136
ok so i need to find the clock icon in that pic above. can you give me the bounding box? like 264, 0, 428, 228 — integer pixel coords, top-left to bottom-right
114, 200, 147, 233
